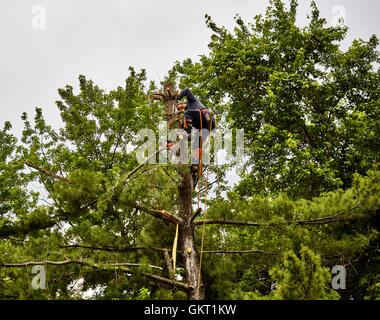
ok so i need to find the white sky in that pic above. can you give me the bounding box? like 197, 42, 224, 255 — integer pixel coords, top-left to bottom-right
0, 0, 379, 137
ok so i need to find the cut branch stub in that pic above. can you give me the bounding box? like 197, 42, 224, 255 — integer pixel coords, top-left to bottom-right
149, 94, 163, 101
163, 81, 175, 97
151, 82, 179, 121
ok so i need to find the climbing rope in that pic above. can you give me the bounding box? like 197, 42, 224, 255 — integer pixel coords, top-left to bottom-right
196, 110, 215, 300
197, 110, 204, 210
167, 115, 183, 130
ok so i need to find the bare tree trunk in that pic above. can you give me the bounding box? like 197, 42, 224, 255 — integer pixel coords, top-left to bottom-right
153, 82, 205, 300
178, 170, 205, 300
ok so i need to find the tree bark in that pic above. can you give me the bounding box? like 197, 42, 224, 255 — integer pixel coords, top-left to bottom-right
155, 82, 205, 300
178, 169, 205, 300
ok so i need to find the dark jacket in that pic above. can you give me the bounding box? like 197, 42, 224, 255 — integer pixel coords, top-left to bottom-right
177, 88, 215, 144
177, 88, 206, 110
182, 109, 215, 137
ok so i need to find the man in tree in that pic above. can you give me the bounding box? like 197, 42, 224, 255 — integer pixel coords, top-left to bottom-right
176, 88, 215, 180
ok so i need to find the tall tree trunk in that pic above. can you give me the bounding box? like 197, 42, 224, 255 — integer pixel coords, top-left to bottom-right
158, 82, 205, 300
178, 170, 205, 300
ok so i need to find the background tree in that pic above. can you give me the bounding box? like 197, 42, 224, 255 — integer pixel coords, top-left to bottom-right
0, 0, 379, 300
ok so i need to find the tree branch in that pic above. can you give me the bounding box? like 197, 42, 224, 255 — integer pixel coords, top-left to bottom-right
147, 184, 169, 190
60, 244, 277, 256
149, 94, 164, 101
194, 217, 354, 227
106, 262, 163, 270
0, 259, 162, 270
202, 249, 278, 255
161, 167, 179, 184
0, 258, 190, 291
194, 219, 266, 227
60, 244, 172, 253
194, 203, 362, 228
111, 145, 167, 195
135, 205, 182, 225
25, 161, 72, 183
190, 208, 202, 223
194, 180, 218, 195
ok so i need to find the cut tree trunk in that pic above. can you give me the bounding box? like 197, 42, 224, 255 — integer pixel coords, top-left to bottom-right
178, 172, 205, 300
155, 82, 205, 300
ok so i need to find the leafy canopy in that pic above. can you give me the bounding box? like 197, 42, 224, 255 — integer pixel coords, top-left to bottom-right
1, 0, 379, 300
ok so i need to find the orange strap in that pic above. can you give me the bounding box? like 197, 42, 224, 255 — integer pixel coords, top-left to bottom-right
168, 116, 182, 129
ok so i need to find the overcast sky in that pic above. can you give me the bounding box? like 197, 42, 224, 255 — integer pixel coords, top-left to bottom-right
0, 0, 379, 137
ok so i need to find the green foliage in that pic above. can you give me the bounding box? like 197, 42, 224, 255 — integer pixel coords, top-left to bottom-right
268, 246, 339, 300
168, 0, 379, 300
0, 0, 379, 300
171, 0, 379, 200
194, 171, 379, 300
228, 246, 340, 300
0, 68, 176, 300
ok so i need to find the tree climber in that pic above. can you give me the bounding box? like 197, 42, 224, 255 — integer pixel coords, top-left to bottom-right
175, 88, 215, 181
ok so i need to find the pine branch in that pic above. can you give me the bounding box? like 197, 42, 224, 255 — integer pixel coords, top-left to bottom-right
202, 249, 278, 255
60, 244, 277, 256
106, 262, 163, 270
0, 259, 161, 270
0, 259, 76, 267
60, 244, 173, 253
194, 217, 353, 227
194, 219, 265, 227
194, 203, 363, 228
0, 218, 57, 238
0, 258, 190, 291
